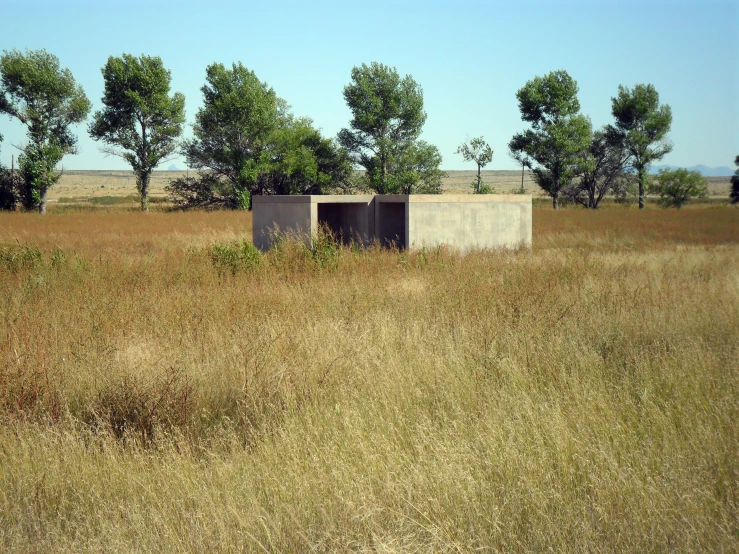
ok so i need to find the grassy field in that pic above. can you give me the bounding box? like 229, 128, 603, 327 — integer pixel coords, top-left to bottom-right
44, 169, 737, 202
0, 204, 737, 552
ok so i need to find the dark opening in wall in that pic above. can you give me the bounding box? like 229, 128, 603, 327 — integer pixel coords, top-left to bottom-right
375, 201, 407, 248
317, 203, 368, 245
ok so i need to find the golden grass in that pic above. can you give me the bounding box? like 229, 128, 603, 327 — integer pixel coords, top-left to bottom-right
0, 206, 737, 552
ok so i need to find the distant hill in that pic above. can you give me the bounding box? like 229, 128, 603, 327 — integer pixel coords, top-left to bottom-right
650, 164, 733, 176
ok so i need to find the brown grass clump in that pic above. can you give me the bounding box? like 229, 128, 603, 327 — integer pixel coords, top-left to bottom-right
0, 206, 737, 552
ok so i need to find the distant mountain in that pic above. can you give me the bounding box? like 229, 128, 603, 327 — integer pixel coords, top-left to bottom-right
167, 164, 180, 171
650, 164, 733, 176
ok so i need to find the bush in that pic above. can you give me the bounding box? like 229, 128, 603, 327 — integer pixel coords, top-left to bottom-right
167, 174, 242, 210
476, 182, 496, 194
90, 368, 193, 443
0, 168, 21, 210
210, 240, 262, 276
650, 168, 707, 208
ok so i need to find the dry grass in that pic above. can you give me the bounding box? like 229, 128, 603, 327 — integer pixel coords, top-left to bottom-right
0, 205, 737, 552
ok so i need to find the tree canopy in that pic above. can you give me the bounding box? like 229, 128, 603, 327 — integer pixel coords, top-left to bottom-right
89, 54, 185, 211
338, 62, 442, 194
0, 48, 90, 212
609, 84, 672, 209
509, 70, 591, 209
171, 62, 350, 209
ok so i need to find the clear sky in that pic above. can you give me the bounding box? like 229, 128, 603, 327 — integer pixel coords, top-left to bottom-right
0, 0, 737, 171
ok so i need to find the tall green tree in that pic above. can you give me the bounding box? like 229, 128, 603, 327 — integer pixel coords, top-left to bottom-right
456, 136, 493, 193
508, 70, 591, 209
609, 84, 672, 209
89, 54, 185, 211
0, 49, 90, 213
182, 62, 279, 209
338, 62, 440, 194
171, 62, 350, 209
730, 155, 739, 205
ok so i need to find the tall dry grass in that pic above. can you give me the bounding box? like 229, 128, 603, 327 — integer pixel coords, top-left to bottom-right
0, 206, 737, 552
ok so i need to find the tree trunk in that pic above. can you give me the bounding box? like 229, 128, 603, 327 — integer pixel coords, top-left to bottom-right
638, 168, 645, 209
38, 187, 47, 214
552, 190, 559, 210
380, 155, 386, 194
139, 172, 150, 212
477, 164, 482, 193
521, 162, 525, 192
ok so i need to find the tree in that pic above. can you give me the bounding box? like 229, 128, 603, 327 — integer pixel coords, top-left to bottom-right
456, 137, 493, 193
730, 155, 739, 205
609, 84, 672, 209
563, 128, 631, 208
172, 62, 350, 209
264, 115, 352, 196
650, 167, 707, 208
390, 140, 446, 194
508, 70, 591, 209
338, 62, 441, 194
182, 62, 279, 209
89, 54, 185, 211
0, 49, 90, 213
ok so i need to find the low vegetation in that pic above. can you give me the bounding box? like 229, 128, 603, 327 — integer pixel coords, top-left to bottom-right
0, 205, 737, 552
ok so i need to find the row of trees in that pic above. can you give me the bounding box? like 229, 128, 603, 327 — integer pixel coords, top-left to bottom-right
508, 70, 674, 210
0, 51, 445, 212
1, 50, 735, 212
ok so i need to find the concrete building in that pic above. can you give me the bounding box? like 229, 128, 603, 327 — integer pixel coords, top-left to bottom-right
252, 194, 532, 251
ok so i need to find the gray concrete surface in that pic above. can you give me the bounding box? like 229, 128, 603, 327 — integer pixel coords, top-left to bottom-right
252, 195, 375, 250
253, 194, 532, 251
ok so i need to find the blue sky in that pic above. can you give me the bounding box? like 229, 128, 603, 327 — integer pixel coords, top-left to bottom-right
0, 0, 737, 171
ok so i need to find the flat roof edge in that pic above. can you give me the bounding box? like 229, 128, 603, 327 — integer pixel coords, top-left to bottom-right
380, 194, 532, 203
253, 195, 376, 204
252, 194, 532, 204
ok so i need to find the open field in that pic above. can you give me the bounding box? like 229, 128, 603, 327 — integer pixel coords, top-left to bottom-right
0, 206, 737, 552
43, 169, 737, 202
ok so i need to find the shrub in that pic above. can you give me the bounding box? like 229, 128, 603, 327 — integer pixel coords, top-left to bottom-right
0, 244, 44, 273
0, 168, 21, 210
650, 168, 707, 208
210, 239, 262, 276
91, 368, 193, 443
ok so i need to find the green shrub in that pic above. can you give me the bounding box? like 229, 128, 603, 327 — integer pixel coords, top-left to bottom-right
210, 239, 262, 276
650, 168, 707, 208
0, 244, 44, 272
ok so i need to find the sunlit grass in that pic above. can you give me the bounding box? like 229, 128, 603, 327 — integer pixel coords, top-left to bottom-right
0, 205, 737, 552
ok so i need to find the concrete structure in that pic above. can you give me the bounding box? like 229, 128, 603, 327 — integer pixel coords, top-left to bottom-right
252, 194, 532, 251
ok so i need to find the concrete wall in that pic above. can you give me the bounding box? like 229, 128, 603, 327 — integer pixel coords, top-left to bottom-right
253, 194, 532, 251
252, 195, 374, 251
406, 195, 532, 250
252, 196, 316, 251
